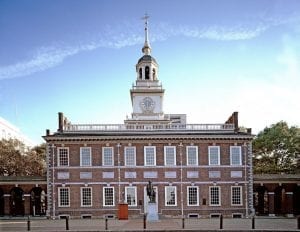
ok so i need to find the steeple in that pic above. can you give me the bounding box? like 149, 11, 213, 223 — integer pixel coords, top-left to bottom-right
142, 14, 151, 55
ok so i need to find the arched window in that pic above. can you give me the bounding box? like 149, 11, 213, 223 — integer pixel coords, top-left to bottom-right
152, 68, 156, 80
145, 66, 150, 80
139, 68, 142, 79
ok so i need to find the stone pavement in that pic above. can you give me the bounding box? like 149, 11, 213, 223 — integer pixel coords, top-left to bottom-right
0, 217, 299, 231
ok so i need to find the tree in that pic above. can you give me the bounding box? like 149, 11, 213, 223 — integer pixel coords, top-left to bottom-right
0, 139, 46, 176
253, 121, 300, 174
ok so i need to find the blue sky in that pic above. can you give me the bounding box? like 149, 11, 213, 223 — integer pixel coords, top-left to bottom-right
0, 0, 300, 144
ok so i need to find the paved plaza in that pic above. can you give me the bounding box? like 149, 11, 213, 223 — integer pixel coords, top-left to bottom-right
0, 217, 299, 231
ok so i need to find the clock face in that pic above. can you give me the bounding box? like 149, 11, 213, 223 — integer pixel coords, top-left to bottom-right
140, 97, 155, 113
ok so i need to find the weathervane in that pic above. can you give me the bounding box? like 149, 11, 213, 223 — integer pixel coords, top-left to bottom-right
141, 13, 151, 55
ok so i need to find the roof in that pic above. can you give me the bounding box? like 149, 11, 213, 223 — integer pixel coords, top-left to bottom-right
0, 176, 46, 184
253, 174, 300, 183
137, 55, 157, 64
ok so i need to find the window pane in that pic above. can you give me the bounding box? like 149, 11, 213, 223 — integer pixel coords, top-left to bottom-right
125, 147, 136, 166
210, 187, 220, 206
209, 146, 219, 165
145, 147, 155, 166
165, 186, 176, 206
58, 148, 69, 166
81, 147, 91, 166
125, 187, 136, 206
81, 187, 92, 206
232, 187, 242, 205
104, 187, 114, 206
59, 188, 69, 207
103, 147, 113, 166
231, 146, 241, 165
188, 187, 198, 206
165, 146, 176, 166
187, 146, 198, 165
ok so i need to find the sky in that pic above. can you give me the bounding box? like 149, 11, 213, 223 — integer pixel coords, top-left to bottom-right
0, 0, 300, 145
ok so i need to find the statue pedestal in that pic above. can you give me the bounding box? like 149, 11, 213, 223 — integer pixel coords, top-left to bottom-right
147, 202, 159, 221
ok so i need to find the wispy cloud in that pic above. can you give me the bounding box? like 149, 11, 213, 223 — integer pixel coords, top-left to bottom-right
0, 16, 296, 80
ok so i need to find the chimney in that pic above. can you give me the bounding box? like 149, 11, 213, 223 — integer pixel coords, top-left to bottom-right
58, 112, 64, 132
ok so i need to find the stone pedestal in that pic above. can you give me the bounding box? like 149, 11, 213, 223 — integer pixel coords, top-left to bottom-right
146, 202, 159, 221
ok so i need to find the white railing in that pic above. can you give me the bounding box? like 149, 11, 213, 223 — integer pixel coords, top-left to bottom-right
63, 123, 235, 132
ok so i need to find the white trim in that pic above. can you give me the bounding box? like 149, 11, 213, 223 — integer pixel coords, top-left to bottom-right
80, 147, 92, 166
186, 146, 198, 166
231, 186, 243, 206
208, 146, 220, 166
124, 146, 136, 166
144, 146, 156, 166
57, 147, 69, 166
103, 186, 115, 206
187, 186, 199, 206
230, 146, 242, 166
164, 146, 176, 166
165, 186, 177, 206
80, 187, 92, 207
58, 187, 70, 207
125, 186, 137, 206
102, 147, 114, 166
209, 186, 221, 206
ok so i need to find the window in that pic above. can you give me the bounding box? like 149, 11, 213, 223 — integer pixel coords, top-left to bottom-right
230, 146, 242, 165
231, 186, 242, 206
187, 146, 198, 166
80, 147, 92, 166
209, 186, 221, 206
103, 187, 114, 206
165, 186, 177, 206
81, 187, 92, 207
58, 187, 70, 207
102, 147, 114, 166
58, 148, 69, 166
144, 146, 156, 166
187, 186, 199, 206
125, 187, 137, 206
164, 146, 176, 166
208, 146, 220, 165
145, 66, 150, 79
125, 146, 136, 166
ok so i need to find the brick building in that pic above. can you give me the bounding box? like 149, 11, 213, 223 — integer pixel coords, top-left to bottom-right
43, 18, 254, 219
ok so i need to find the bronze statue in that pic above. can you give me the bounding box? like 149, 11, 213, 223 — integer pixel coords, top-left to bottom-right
146, 181, 155, 203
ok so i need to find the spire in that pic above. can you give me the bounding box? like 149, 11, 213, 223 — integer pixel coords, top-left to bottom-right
142, 13, 151, 55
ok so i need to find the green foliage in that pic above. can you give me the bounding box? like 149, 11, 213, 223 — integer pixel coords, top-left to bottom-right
0, 139, 46, 176
253, 121, 300, 174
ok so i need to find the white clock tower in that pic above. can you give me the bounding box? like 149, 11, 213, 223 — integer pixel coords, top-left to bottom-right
125, 15, 169, 125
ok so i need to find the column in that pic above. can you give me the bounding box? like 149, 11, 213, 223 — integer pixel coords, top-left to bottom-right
24, 194, 31, 215
4, 195, 10, 215
268, 192, 275, 216
285, 192, 294, 217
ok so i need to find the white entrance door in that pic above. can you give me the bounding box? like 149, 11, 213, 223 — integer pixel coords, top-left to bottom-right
144, 186, 158, 213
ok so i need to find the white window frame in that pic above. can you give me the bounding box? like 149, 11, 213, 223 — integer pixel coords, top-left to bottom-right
81, 187, 92, 207
208, 146, 220, 166
231, 186, 243, 206
125, 186, 137, 206
124, 146, 136, 166
80, 147, 92, 166
230, 146, 242, 166
186, 146, 198, 166
102, 147, 114, 166
165, 186, 177, 206
209, 186, 221, 206
164, 146, 176, 166
58, 187, 70, 207
144, 146, 156, 166
103, 187, 114, 206
187, 186, 199, 206
57, 147, 69, 166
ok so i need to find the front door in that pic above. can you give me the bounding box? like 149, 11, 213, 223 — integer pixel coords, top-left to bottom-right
144, 186, 158, 213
